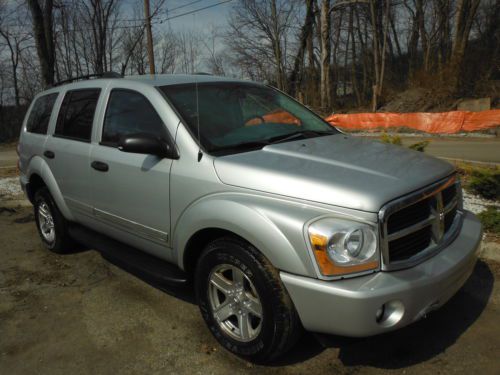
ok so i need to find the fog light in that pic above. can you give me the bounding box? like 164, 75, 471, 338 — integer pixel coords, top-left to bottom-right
375, 300, 404, 327
375, 305, 385, 323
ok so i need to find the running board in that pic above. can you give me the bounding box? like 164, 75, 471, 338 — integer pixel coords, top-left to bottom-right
68, 224, 189, 286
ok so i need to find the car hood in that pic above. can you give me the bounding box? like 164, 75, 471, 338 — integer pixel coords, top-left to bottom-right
213, 134, 455, 212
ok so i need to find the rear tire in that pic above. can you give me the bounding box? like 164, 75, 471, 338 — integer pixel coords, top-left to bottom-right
34, 187, 73, 253
195, 236, 301, 363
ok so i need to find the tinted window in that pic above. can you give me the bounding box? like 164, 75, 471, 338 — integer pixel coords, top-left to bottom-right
26, 93, 58, 134
102, 90, 166, 145
160, 83, 335, 153
55, 89, 100, 141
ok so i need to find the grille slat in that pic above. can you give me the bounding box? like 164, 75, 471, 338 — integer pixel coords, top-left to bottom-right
442, 185, 457, 207
387, 198, 431, 234
383, 177, 461, 266
388, 225, 432, 262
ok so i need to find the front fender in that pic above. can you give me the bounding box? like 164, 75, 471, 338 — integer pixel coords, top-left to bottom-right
173, 193, 328, 277
27, 155, 75, 221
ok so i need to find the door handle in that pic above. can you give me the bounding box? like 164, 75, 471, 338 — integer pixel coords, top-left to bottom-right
43, 150, 55, 159
91, 161, 109, 172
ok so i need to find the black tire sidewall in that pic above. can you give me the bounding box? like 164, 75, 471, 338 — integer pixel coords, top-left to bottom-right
195, 239, 285, 360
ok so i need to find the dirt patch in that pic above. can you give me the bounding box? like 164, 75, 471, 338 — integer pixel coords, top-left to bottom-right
0, 207, 499, 374
0, 167, 18, 178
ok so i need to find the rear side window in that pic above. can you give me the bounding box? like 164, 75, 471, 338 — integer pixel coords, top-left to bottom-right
101, 89, 167, 146
55, 89, 101, 141
26, 93, 58, 134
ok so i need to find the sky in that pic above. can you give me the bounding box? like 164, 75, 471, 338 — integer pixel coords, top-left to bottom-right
122, 0, 233, 33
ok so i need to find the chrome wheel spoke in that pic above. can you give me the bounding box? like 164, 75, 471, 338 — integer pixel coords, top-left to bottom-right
245, 296, 262, 318
213, 301, 234, 322
208, 263, 263, 343
232, 267, 244, 285
37, 201, 55, 243
238, 313, 251, 340
38, 206, 49, 220
210, 272, 234, 295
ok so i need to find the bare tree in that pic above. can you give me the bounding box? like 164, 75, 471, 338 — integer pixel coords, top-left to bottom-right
28, 0, 55, 87
450, 0, 481, 89
157, 30, 178, 74
79, 0, 119, 74
0, 28, 31, 106
319, 0, 331, 109
226, 0, 298, 90
202, 26, 226, 76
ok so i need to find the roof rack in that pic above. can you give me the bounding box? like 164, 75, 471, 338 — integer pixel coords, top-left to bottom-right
50, 71, 122, 87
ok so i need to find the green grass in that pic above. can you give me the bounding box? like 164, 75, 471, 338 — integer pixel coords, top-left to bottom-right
467, 169, 500, 201
380, 133, 429, 152
478, 207, 500, 234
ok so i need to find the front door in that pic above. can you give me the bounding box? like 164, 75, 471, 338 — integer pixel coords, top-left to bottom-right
89, 89, 174, 259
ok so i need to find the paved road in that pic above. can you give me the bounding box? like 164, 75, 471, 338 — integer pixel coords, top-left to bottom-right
399, 137, 500, 163
1, 137, 499, 166
353, 135, 500, 163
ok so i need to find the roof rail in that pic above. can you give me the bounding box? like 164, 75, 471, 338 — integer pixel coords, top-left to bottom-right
50, 71, 123, 87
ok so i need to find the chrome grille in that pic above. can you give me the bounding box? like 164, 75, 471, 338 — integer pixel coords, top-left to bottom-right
379, 176, 463, 271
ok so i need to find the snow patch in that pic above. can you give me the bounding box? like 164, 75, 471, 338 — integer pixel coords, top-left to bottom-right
462, 190, 496, 214
0, 177, 22, 198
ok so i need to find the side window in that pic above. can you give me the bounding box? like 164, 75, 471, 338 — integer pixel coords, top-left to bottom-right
26, 93, 58, 134
102, 89, 167, 146
55, 89, 101, 141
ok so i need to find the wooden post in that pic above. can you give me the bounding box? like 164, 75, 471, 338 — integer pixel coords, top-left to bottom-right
144, 0, 156, 75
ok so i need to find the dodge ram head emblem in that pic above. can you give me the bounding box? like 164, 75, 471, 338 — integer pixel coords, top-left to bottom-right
432, 194, 446, 242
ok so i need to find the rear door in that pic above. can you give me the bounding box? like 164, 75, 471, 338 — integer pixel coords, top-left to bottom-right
89, 88, 175, 259
44, 87, 102, 222
19, 92, 59, 171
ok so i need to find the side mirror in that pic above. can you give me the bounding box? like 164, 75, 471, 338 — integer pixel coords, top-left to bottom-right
118, 133, 179, 159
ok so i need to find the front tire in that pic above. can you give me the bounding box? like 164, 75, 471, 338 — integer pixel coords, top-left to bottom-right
34, 187, 73, 253
195, 236, 301, 362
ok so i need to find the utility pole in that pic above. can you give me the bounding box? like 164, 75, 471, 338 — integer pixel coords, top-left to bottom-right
144, 0, 156, 74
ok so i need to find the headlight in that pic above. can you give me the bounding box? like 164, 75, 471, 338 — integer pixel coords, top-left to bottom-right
307, 218, 379, 277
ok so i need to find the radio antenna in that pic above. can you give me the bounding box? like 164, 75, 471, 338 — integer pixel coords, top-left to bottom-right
195, 76, 202, 162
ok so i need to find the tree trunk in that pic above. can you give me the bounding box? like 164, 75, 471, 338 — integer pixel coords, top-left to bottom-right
370, 0, 380, 111
270, 0, 286, 91
416, 0, 429, 72
290, 0, 315, 97
378, 0, 391, 97
28, 0, 55, 87
320, 0, 331, 110
349, 8, 361, 106
450, 0, 481, 91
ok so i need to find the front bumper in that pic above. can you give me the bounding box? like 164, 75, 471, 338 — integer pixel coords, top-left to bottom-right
281, 211, 482, 337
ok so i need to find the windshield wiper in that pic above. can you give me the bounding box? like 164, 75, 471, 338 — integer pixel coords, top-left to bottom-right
210, 140, 270, 153
210, 130, 335, 155
267, 130, 335, 144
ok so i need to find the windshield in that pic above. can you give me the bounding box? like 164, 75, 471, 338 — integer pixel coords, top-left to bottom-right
160, 82, 337, 154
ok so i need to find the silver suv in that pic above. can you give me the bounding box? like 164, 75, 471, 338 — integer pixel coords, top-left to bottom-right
18, 73, 482, 362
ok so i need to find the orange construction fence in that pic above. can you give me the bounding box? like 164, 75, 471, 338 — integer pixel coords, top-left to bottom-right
325, 109, 500, 134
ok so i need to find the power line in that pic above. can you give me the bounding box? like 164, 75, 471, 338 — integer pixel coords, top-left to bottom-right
169, 0, 207, 13
89, 0, 232, 24
155, 0, 234, 24
1, 0, 234, 31
109, 0, 213, 23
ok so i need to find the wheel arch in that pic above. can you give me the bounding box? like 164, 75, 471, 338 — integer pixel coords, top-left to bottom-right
26, 156, 74, 221
173, 197, 314, 277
